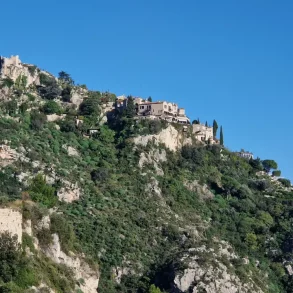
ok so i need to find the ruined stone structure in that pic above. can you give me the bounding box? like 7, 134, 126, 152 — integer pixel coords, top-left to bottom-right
0, 208, 22, 243
0, 55, 40, 86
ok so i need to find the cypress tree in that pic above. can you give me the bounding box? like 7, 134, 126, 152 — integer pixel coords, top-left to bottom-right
124, 96, 136, 118
213, 119, 218, 137
205, 121, 208, 127
220, 126, 224, 145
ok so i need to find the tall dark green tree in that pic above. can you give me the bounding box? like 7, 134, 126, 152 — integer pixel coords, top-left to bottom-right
123, 96, 136, 118
213, 119, 218, 137
205, 121, 208, 127
147, 96, 152, 102
262, 160, 278, 173
192, 118, 200, 125
0, 232, 22, 282
220, 126, 224, 145
79, 98, 100, 116
58, 71, 74, 85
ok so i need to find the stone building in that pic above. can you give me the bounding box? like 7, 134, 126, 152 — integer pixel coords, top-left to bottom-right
0, 55, 21, 76
114, 96, 190, 124
235, 150, 254, 160
192, 124, 214, 143
0, 55, 40, 86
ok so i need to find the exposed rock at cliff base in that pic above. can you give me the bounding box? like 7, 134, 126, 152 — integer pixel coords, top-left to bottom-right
170, 244, 264, 293
44, 233, 99, 293
133, 125, 192, 151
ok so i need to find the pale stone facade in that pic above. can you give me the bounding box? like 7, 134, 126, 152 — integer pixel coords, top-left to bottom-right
114, 96, 190, 124
192, 124, 213, 142
236, 151, 254, 160
0, 208, 22, 243
135, 100, 190, 124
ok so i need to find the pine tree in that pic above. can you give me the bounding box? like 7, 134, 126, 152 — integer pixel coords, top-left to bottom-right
220, 126, 224, 145
213, 119, 218, 137
205, 121, 208, 127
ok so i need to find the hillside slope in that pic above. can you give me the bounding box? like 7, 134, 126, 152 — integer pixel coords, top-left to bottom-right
0, 56, 292, 293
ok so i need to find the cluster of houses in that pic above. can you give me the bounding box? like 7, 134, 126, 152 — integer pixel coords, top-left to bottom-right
111, 95, 221, 144
235, 150, 254, 160
115, 95, 190, 124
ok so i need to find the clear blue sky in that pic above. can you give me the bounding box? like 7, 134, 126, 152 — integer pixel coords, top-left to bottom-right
2, 0, 293, 180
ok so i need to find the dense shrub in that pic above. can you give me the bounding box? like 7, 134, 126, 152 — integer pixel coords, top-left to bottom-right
30, 111, 47, 130
39, 73, 55, 86
91, 168, 109, 183
59, 119, 76, 133
248, 179, 270, 191
50, 213, 76, 253
278, 178, 291, 187
0, 232, 22, 283
61, 86, 71, 102
79, 97, 100, 116
38, 74, 61, 100
272, 170, 281, 177
29, 174, 57, 208
1, 77, 14, 88
38, 84, 62, 100
42, 101, 62, 115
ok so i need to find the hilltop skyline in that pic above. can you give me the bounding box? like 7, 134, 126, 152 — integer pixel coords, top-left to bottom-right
1, 0, 293, 180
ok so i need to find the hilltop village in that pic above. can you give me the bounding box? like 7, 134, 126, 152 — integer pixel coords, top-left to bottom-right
1, 55, 293, 293
0, 55, 220, 146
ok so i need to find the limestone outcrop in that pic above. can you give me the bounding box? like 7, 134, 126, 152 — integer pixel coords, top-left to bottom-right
133, 125, 192, 151
46, 114, 66, 122
57, 180, 81, 203
0, 144, 19, 167
45, 233, 99, 293
139, 149, 167, 176
184, 180, 215, 200
171, 244, 264, 293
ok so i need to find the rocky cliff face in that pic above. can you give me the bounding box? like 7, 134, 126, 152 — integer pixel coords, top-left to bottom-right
133, 125, 192, 151
44, 234, 99, 293
171, 244, 264, 293
0, 206, 99, 293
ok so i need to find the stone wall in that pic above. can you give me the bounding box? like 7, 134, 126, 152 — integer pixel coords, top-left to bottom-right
0, 208, 22, 243
0, 55, 40, 86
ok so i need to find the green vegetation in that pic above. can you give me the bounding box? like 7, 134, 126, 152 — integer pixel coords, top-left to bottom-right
0, 232, 22, 283
272, 170, 281, 177
58, 71, 74, 86
42, 101, 62, 115
1, 77, 14, 88
220, 125, 224, 145
28, 174, 57, 208
263, 159, 278, 173
0, 67, 292, 293
213, 119, 218, 137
